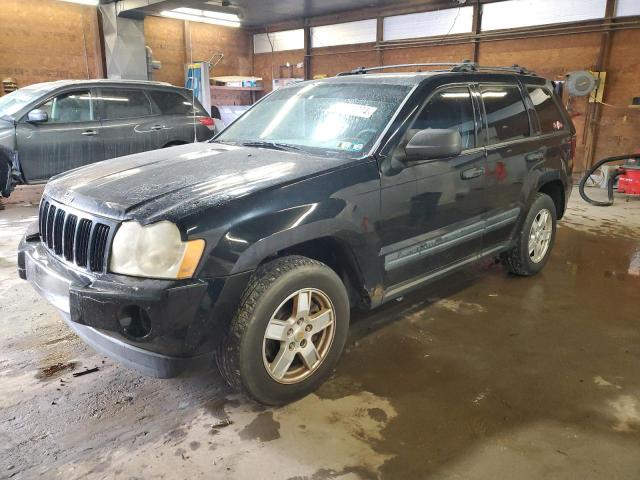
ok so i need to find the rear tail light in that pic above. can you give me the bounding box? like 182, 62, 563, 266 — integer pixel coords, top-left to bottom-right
199, 117, 215, 130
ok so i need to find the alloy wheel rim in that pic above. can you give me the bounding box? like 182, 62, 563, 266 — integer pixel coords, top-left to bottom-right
262, 288, 336, 384
529, 208, 552, 263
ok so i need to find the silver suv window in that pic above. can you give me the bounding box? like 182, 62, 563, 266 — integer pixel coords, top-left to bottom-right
99, 89, 152, 120
39, 90, 93, 124
148, 90, 203, 115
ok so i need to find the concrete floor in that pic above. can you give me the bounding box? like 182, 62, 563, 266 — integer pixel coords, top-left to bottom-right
1, 188, 639, 480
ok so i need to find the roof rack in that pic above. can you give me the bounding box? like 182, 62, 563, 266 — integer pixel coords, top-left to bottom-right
336, 60, 533, 76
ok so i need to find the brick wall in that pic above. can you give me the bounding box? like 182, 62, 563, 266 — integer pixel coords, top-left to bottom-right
144, 16, 253, 88
593, 29, 640, 161
252, 24, 640, 169
0, 0, 102, 87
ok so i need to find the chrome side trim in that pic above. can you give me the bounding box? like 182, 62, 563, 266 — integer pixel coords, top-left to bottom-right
383, 243, 509, 301
384, 220, 484, 271
484, 207, 520, 233
382, 208, 520, 271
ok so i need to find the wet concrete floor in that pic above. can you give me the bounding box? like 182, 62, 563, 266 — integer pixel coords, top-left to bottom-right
1, 191, 639, 479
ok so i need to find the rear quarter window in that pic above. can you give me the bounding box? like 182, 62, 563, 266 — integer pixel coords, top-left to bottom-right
148, 90, 202, 115
480, 84, 530, 145
527, 86, 566, 134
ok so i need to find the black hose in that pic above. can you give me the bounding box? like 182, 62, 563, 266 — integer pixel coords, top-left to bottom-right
579, 154, 635, 207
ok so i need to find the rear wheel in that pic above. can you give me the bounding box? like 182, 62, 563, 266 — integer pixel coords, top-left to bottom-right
215, 255, 349, 405
501, 193, 557, 276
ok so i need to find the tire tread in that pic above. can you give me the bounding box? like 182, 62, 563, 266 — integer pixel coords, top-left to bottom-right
501, 192, 556, 277
215, 255, 324, 395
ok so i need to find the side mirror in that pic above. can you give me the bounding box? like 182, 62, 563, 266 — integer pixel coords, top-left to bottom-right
27, 109, 48, 123
405, 128, 462, 161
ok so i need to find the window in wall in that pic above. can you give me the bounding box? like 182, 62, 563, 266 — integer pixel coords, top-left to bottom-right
411, 86, 476, 150
482, 0, 606, 31
527, 87, 566, 134
99, 89, 152, 120
148, 90, 202, 115
311, 19, 377, 48
384, 7, 473, 41
480, 85, 530, 145
253, 29, 304, 54
39, 90, 93, 123
616, 0, 640, 17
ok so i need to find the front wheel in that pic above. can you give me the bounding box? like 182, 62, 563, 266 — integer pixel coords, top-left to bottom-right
501, 193, 557, 276
215, 255, 350, 405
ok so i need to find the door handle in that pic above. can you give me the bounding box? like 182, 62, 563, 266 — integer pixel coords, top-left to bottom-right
461, 166, 485, 180
150, 125, 164, 131
81, 129, 98, 136
526, 151, 545, 162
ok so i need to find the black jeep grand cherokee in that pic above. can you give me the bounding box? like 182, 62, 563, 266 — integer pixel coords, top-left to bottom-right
19, 63, 574, 405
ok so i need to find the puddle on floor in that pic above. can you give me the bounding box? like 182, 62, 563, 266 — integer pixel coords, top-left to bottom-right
318, 226, 640, 478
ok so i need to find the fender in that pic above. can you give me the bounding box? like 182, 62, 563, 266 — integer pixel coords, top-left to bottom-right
196, 162, 383, 297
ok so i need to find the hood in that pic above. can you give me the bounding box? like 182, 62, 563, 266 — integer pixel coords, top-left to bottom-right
45, 142, 351, 221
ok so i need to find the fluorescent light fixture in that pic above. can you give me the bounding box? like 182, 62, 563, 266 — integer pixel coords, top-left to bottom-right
57, 0, 99, 5
174, 7, 240, 22
161, 7, 241, 27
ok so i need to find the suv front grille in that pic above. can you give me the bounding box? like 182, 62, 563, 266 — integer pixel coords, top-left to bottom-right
38, 197, 115, 273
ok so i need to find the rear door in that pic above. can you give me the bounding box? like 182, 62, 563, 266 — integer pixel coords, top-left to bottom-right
378, 84, 489, 289
524, 83, 574, 176
96, 87, 162, 159
15, 88, 104, 181
477, 81, 534, 250
146, 89, 211, 144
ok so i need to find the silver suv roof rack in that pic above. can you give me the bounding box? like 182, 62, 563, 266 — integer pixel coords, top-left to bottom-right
336, 60, 533, 76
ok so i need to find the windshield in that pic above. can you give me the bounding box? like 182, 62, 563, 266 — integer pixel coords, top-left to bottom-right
0, 84, 57, 117
216, 82, 411, 157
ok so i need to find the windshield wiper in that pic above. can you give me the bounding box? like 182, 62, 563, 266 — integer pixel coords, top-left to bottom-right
240, 141, 303, 152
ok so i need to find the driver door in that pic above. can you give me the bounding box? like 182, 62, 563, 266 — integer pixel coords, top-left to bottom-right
378, 84, 490, 290
16, 88, 104, 182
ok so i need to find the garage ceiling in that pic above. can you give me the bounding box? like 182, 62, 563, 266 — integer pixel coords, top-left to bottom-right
115, 0, 464, 27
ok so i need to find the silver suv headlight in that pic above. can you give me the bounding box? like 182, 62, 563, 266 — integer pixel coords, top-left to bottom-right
109, 221, 205, 279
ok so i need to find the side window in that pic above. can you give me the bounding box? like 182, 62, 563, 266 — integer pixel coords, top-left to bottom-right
527, 86, 566, 134
38, 90, 92, 123
148, 90, 200, 115
99, 89, 152, 120
480, 84, 530, 145
410, 86, 476, 150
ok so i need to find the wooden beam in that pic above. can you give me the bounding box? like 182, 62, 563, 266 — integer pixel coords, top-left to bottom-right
303, 20, 311, 80
583, 0, 617, 169
472, 0, 482, 63
376, 16, 384, 66
183, 20, 191, 66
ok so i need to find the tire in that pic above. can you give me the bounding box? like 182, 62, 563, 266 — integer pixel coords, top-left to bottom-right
215, 255, 350, 405
501, 193, 557, 276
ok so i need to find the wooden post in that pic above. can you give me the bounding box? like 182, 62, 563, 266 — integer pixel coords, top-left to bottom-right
304, 20, 312, 80
583, 0, 616, 170
376, 16, 384, 66
472, 0, 482, 63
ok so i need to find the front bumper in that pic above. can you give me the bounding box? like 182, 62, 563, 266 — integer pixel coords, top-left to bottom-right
18, 227, 252, 378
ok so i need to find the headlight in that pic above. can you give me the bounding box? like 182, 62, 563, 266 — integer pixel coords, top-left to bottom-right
109, 221, 205, 279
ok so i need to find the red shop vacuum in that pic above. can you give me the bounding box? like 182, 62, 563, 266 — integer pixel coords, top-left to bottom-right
579, 153, 640, 206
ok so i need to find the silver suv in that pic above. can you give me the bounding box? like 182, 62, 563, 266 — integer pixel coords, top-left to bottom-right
0, 79, 217, 197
